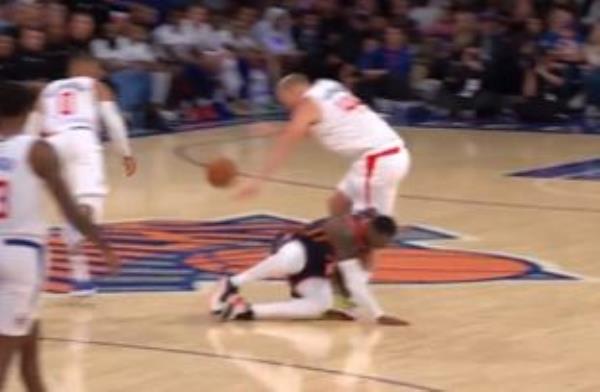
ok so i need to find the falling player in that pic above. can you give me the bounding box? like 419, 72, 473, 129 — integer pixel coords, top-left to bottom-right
211, 211, 408, 325
25, 55, 136, 296
238, 74, 410, 216
0, 82, 118, 392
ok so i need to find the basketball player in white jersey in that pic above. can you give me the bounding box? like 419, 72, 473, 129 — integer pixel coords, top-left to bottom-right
0, 82, 118, 392
238, 74, 410, 216
25, 55, 135, 296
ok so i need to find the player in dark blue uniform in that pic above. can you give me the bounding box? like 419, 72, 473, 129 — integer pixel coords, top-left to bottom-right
210, 211, 407, 326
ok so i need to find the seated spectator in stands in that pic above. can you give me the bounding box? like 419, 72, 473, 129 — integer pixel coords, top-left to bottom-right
12, 2, 43, 30
583, 24, 600, 114
409, 0, 443, 34
111, 24, 155, 131
255, 7, 300, 81
69, 11, 96, 53
451, 10, 479, 55
293, 11, 321, 57
436, 46, 499, 118
515, 50, 573, 122
388, 0, 418, 41
0, 33, 16, 80
46, 3, 70, 79
14, 27, 53, 83
380, 26, 414, 99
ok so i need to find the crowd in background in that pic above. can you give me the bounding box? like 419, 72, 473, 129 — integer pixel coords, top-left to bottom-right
1, 0, 600, 131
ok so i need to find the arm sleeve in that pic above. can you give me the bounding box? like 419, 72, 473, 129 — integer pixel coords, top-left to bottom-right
337, 259, 384, 320
99, 101, 132, 157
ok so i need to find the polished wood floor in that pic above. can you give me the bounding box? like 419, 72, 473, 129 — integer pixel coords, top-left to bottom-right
6, 124, 600, 392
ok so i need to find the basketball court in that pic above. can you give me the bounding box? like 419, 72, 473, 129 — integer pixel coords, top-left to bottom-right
7, 123, 600, 391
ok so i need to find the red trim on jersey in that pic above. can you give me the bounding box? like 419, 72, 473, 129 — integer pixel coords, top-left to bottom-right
364, 146, 401, 207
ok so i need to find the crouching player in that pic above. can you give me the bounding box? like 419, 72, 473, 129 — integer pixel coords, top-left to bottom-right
210, 212, 408, 326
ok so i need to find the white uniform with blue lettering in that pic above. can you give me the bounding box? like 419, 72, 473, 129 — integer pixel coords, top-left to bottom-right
0, 134, 46, 336
40, 77, 106, 220
303, 79, 411, 214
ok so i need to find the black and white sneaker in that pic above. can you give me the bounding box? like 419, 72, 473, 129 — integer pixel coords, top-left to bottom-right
210, 277, 238, 315
221, 295, 254, 321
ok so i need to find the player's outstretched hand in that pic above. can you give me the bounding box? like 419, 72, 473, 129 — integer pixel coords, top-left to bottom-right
102, 248, 121, 276
376, 315, 410, 326
123, 156, 137, 177
236, 179, 261, 200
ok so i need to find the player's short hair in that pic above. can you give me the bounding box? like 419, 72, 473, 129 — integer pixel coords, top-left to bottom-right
0, 82, 35, 117
277, 73, 310, 90
371, 215, 398, 238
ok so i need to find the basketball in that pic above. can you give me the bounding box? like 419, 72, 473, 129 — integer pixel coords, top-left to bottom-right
206, 157, 237, 188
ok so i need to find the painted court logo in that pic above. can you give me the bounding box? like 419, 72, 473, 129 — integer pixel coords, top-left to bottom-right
46, 214, 575, 294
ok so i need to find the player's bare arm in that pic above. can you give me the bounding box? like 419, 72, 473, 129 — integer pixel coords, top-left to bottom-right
96, 81, 137, 177
23, 97, 44, 136
324, 217, 408, 326
29, 139, 120, 274
237, 98, 320, 198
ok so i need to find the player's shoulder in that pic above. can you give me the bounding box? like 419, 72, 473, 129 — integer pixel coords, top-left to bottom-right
305, 79, 346, 99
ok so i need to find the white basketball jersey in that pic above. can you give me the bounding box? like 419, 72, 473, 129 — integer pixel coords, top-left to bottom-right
304, 79, 403, 157
40, 77, 100, 135
0, 134, 46, 240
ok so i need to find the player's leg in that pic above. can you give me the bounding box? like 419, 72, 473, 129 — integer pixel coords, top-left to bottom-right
67, 135, 108, 296
365, 150, 411, 215
67, 197, 104, 296
0, 334, 21, 391
19, 322, 45, 392
210, 240, 307, 314
0, 241, 45, 391
223, 277, 334, 321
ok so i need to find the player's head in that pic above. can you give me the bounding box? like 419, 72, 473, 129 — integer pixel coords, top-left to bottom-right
68, 54, 104, 79
276, 73, 311, 109
366, 215, 398, 249
0, 82, 36, 133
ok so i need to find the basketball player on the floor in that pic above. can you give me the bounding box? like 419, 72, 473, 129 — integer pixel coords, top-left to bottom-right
238, 73, 410, 216
25, 55, 135, 296
211, 211, 408, 326
0, 82, 118, 392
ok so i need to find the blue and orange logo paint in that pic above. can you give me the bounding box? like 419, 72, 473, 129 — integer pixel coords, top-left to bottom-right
45, 214, 575, 294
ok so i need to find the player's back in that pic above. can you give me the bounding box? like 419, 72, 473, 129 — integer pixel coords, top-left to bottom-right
0, 134, 46, 241
304, 79, 403, 158
40, 77, 99, 135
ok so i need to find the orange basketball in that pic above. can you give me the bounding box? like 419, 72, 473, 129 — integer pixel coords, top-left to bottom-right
206, 157, 237, 188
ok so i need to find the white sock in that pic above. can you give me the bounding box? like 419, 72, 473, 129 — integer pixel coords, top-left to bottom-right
65, 225, 90, 282
252, 298, 327, 320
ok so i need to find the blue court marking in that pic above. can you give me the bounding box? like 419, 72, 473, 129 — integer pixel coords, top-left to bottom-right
511, 158, 600, 181
42, 336, 443, 391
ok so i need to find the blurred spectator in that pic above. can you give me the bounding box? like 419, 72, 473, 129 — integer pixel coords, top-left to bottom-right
0, 32, 16, 80
409, 0, 443, 33
255, 7, 300, 81
515, 50, 573, 122
436, 46, 499, 118
69, 12, 96, 53
583, 24, 600, 114
14, 27, 52, 82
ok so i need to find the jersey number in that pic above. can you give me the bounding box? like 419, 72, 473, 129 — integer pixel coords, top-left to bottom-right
336, 95, 363, 112
0, 180, 9, 220
58, 91, 77, 116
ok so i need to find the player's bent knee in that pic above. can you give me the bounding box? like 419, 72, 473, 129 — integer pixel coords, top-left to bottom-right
328, 192, 352, 216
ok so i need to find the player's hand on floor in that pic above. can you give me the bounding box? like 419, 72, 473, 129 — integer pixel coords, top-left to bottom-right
236, 179, 261, 200
376, 315, 410, 326
123, 156, 137, 177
